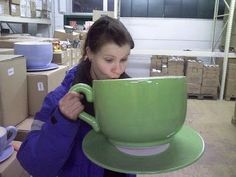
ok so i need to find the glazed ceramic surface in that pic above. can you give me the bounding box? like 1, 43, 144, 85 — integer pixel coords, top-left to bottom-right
26, 63, 59, 72
71, 76, 187, 148
82, 125, 205, 174
0, 126, 17, 153
14, 42, 53, 68
0, 145, 14, 163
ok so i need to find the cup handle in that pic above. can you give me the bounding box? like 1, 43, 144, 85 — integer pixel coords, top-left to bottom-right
70, 83, 100, 132
6, 126, 17, 145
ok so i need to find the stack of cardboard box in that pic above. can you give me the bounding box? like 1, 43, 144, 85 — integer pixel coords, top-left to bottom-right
201, 64, 220, 97
186, 59, 203, 94
0, 55, 28, 126
0, 53, 67, 176
0, 55, 30, 177
167, 56, 184, 76
225, 62, 236, 100
150, 55, 168, 76
52, 50, 69, 66
0, 54, 68, 122
0, 0, 50, 18
52, 48, 81, 69
35, 0, 51, 18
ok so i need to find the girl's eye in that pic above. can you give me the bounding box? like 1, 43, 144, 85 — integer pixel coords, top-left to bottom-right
104, 58, 113, 63
121, 58, 128, 62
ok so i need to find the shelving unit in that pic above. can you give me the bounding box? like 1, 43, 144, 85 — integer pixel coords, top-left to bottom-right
0, 16, 51, 24
0, 15, 52, 36
212, 0, 236, 100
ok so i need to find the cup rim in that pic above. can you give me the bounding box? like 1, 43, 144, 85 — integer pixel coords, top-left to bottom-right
14, 41, 52, 45
94, 75, 185, 83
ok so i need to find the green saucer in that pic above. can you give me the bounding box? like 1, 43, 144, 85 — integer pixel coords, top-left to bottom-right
82, 125, 205, 174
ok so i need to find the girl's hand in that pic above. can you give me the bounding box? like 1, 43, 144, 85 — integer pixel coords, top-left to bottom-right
59, 91, 84, 121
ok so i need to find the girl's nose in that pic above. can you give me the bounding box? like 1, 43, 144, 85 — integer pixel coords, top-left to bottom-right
112, 63, 122, 74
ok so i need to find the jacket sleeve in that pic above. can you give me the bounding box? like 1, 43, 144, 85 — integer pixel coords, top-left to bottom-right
17, 68, 80, 177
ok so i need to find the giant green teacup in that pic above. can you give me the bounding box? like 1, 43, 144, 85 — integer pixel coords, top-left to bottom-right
70, 76, 187, 149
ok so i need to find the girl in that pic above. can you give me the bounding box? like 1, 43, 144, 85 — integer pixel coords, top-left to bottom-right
17, 16, 136, 177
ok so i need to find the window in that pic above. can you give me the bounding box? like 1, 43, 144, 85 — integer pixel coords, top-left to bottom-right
120, 0, 225, 19
72, 0, 114, 13
108, 0, 114, 11
72, 0, 103, 13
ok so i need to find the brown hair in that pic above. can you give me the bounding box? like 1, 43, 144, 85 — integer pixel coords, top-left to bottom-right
81, 16, 134, 59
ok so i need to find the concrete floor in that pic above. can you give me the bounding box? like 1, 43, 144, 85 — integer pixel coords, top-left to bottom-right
138, 99, 236, 177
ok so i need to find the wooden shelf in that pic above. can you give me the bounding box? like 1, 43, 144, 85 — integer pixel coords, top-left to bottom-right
0, 16, 51, 24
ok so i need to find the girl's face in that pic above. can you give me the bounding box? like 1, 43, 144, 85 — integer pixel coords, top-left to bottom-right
87, 42, 131, 80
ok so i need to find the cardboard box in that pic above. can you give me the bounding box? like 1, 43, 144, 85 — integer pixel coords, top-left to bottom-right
203, 64, 219, 73
225, 78, 236, 97
0, 48, 14, 55
215, 58, 236, 79
0, 1, 10, 15
186, 74, 202, 84
41, 10, 50, 18
27, 65, 67, 115
19, 0, 26, 17
46, 0, 51, 11
35, 0, 42, 10
10, 4, 20, 16
0, 38, 36, 48
201, 86, 218, 95
25, 0, 31, 18
168, 70, 184, 76
35, 10, 41, 18
11, 0, 20, 4
187, 83, 201, 94
71, 48, 78, 67
150, 57, 162, 70
30, 0, 36, 11
227, 63, 236, 80
52, 50, 68, 65
30, 10, 36, 17
150, 68, 165, 76
186, 60, 203, 84
0, 37, 55, 48
0, 55, 28, 126
0, 149, 30, 177
75, 48, 81, 62
53, 30, 80, 41
202, 78, 220, 87
42, 0, 47, 10
186, 59, 203, 69
66, 48, 72, 68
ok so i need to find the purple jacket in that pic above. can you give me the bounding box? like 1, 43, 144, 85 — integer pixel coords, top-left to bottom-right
17, 60, 136, 177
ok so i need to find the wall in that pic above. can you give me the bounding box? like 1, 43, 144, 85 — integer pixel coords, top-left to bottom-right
120, 17, 223, 77
121, 17, 223, 50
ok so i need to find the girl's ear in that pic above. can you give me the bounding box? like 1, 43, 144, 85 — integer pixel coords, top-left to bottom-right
86, 47, 93, 61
